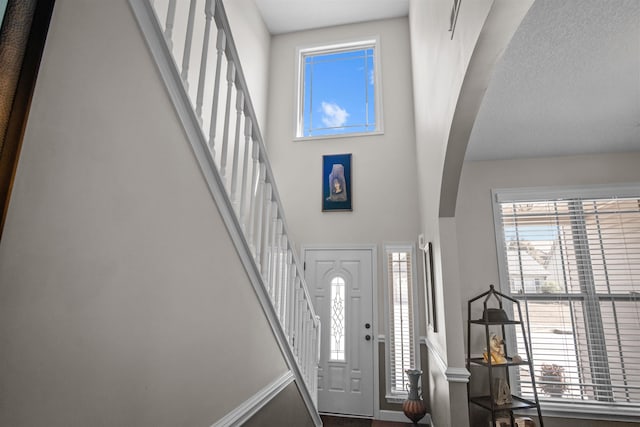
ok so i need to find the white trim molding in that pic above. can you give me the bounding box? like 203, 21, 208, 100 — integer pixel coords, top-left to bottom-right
421, 336, 470, 384
211, 371, 295, 427
444, 367, 471, 383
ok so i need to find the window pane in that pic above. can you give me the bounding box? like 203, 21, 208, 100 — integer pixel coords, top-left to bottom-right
301, 45, 377, 137
583, 199, 640, 295
387, 249, 416, 394
600, 300, 640, 403
366, 51, 375, 127
330, 276, 346, 361
516, 301, 582, 399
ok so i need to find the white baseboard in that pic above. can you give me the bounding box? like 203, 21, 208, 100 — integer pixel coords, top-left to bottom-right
378, 409, 431, 425
210, 371, 295, 427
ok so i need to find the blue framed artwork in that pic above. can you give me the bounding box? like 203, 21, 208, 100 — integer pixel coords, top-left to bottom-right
322, 153, 352, 212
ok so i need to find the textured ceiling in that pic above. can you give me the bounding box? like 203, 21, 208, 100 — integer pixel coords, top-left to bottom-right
465, 0, 640, 160
253, 0, 640, 161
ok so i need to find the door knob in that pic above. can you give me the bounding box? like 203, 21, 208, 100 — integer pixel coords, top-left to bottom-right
365, 334, 371, 341
365, 323, 371, 329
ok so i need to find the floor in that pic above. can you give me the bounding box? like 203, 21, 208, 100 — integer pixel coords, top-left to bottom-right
320, 414, 418, 427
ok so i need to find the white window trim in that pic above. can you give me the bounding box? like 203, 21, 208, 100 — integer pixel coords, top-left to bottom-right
383, 243, 421, 403
491, 183, 640, 421
294, 36, 384, 141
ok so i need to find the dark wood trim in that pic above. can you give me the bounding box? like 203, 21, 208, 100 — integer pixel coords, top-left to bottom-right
0, 0, 55, 240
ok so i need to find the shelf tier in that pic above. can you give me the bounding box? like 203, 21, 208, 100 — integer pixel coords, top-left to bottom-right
468, 356, 530, 367
470, 319, 521, 325
470, 395, 538, 412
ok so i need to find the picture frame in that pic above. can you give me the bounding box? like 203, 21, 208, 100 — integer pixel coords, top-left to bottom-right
322, 153, 352, 212
421, 239, 438, 332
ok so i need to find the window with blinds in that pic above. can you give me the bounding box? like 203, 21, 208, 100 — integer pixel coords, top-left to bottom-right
385, 245, 419, 398
492, 187, 640, 416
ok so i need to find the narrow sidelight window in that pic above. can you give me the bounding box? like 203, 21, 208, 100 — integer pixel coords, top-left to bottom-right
385, 245, 419, 399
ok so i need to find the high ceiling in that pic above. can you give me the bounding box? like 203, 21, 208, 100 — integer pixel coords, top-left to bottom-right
254, 0, 409, 35
254, 0, 640, 161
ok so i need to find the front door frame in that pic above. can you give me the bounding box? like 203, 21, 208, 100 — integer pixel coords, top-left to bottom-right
302, 244, 379, 419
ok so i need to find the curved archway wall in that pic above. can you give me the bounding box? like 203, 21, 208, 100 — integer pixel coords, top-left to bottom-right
408, 1, 533, 426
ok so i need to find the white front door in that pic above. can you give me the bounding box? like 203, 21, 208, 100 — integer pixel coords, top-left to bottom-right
304, 248, 375, 417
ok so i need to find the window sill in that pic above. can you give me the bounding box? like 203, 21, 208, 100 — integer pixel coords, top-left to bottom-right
521, 401, 640, 423
294, 130, 384, 142
385, 393, 407, 404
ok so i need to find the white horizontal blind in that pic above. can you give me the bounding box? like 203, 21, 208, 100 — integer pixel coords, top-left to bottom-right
494, 191, 640, 413
387, 248, 416, 394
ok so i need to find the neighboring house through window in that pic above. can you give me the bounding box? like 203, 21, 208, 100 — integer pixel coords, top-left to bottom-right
296, 38, 382, 139
492, 185, 640, 418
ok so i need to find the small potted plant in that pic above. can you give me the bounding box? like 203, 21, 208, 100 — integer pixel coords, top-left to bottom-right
539, 363, 567, 397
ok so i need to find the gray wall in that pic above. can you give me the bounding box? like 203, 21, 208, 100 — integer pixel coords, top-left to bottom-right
0, 0, 292, 425
264, 16, 421, 420
264, 17, 419, 261
456, 152, 640, 427
222, 0, 271, 132
408, 1, 492, 425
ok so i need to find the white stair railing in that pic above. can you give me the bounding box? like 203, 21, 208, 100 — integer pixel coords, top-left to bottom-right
129, 0, 321, 420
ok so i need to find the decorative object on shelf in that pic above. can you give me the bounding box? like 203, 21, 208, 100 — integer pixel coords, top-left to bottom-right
483, 307, 510, 322
495, 416, 536, 427
539, 363, 567, 397
322, 153, 352, 212
402, 369, 427, 425
493, 377, 513, 405
483, 333, 507, 364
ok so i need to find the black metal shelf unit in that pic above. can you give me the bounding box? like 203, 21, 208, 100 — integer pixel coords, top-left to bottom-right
466, 285, 544, 427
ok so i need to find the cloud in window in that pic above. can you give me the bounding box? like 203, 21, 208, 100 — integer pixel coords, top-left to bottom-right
369, 69, 375, 85
321, 101, 349, 128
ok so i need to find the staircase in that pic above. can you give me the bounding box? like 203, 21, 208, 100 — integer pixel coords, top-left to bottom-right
129, 0, 321, 424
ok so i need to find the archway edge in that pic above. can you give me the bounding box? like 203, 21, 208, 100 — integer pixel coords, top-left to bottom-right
439, 0, 534, 218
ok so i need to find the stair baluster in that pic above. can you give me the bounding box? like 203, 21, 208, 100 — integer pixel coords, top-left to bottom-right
180, 0, 197, 90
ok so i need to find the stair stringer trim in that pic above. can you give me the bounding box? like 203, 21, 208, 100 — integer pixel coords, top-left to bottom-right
210, 371, 294, 427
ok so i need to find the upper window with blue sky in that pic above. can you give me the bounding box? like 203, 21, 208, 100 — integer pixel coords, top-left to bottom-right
296, 39, 382, 139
